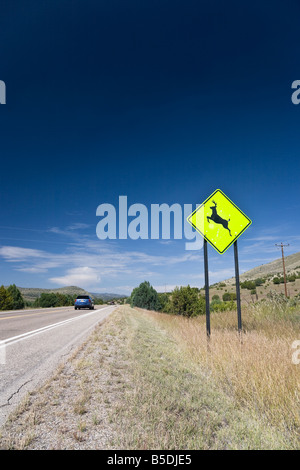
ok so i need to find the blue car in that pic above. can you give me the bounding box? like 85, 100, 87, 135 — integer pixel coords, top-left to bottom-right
74, 295, 94, 310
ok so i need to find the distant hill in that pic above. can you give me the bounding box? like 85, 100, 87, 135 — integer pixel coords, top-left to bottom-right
89, 292, 125, 301
225, 250, 300, 285
200, 250, 300, 304
15, 286, 126, 302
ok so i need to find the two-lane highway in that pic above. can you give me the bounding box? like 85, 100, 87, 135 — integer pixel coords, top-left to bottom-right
0, 304, 117, 427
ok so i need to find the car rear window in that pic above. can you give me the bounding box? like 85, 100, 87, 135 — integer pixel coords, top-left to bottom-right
76, 295, 89, 299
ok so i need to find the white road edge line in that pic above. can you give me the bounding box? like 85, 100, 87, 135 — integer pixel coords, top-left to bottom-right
0, 306, 112, 347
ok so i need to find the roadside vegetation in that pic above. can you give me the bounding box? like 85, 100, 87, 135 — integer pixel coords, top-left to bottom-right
1, 302, 298, 449
112, 304, 299, 449
0, 285, 106, 310
129, 281, 241, 315
0, 284, 25, 310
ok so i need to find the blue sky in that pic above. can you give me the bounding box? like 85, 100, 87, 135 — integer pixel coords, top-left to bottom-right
1, 0, 300, 295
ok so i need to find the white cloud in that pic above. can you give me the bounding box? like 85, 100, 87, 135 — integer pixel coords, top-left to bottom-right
49, 267, 100, 288
16, 266, 48, 273
66, 223, 91, 231
154, 284, 184, 292
0, 246, 46, 261
247, 236, 278, 241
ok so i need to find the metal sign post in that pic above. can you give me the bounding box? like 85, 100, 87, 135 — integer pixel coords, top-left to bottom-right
234, 240, 242, 333
203, 239, 211, 339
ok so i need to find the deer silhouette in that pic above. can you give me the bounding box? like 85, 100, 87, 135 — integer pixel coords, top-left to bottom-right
207, 200, 232, 236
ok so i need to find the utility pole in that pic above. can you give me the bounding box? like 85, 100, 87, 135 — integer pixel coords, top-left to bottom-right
275, 243, 289, 297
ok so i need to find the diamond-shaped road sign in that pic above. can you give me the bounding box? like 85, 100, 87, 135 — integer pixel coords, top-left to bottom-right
187, 189, 252, 254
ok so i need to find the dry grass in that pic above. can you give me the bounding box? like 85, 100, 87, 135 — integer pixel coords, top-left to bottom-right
147, 301, 300, 445
1, 303, 299, 449
108, 306, 299, 449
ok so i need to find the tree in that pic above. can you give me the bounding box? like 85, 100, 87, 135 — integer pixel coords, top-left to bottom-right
36, 293, 59, 308
166, 285, 205, 317
6, 284, 25, 310
0, 285, 13, 311
130, 281, 161, 311
157, 292, 170, 312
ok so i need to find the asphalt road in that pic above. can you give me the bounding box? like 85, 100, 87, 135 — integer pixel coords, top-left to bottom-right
0, 304, 117, 427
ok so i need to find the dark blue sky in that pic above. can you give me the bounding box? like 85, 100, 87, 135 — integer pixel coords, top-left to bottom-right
1, 0, 300, 293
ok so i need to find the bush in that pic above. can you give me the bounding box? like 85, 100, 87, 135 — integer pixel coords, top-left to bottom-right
212, 294, 221, 302
165, 285, 205, 317
273, 277, 284, 285
210, 295, 221, 311
0, 284, 26, 310
34, 292, 76, 308
222, 292, 237, 301
211, 300, 236, 312
157, 293, 170, 312
0, 285, 13, 310
6, 284, 25, 309
130, 281, 161, 311
240, 280, 256, 290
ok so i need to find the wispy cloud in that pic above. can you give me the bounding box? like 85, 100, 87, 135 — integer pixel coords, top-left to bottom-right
49, 267, 100, 288
0, 246, 47, 261
247, 236, 278, 241
66, 223, 91, 231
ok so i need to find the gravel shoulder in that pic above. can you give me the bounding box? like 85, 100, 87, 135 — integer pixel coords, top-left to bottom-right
0, 308, 128, 449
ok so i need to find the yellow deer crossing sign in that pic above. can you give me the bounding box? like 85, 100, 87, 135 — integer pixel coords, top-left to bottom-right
187, 189, 251, 254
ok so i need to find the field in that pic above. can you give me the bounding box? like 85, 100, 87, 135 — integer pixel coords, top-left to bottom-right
1, 300, 299, 450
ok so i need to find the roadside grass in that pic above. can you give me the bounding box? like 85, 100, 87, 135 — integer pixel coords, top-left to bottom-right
0, 303, 299, 449
108, 306, 299, 449
142, 302, 300, 448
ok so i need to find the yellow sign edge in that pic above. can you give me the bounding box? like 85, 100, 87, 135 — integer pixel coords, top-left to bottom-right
187, 189, 252, 254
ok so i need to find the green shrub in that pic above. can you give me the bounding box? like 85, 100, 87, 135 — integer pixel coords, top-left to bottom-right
211, 300, 236, 312
273, 277, 284, 285
0, 285, 13, 310
240, 280, 256, 290
130, 281, 161, 311
34, 292, 75, 308
165, 285, 205, 317
5, 284, 25, 310
222, 292, 237, 301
